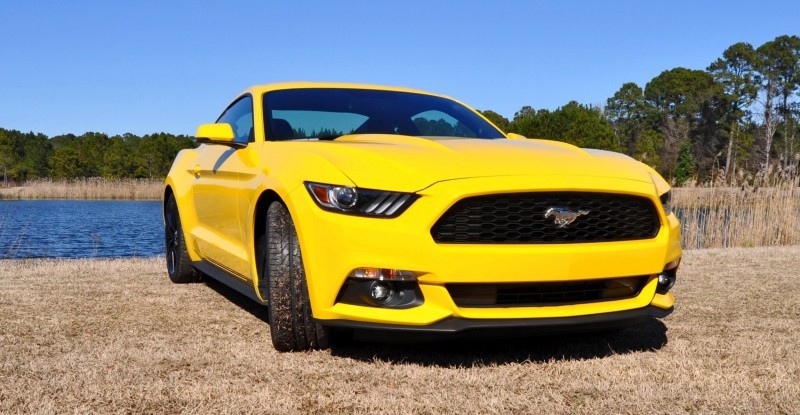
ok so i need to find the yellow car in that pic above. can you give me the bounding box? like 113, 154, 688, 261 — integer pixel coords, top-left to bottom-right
164, 82, 681, 351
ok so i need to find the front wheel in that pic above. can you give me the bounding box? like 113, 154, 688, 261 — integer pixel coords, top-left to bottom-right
265, 201, 329, 351
164, 194, 201, 283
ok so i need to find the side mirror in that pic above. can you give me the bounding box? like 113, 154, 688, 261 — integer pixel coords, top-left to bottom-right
195, 123, 246, 148
506, 133, 527, 140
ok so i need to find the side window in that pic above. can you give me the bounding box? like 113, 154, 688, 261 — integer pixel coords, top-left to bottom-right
217, 95, 254, 143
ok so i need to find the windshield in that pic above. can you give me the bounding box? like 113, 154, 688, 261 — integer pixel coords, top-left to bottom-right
263, 88, 504, 141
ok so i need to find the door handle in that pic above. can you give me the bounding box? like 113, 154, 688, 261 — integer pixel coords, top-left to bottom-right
192, 165, 201, 178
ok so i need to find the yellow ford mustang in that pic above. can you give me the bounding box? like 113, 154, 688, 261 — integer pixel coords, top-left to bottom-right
164, 82, 681, 351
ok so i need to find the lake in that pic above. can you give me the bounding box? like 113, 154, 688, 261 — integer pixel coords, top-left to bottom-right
0, 200, 163, 259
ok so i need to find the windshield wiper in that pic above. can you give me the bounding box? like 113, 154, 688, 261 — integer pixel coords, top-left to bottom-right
316, 134, 343, 141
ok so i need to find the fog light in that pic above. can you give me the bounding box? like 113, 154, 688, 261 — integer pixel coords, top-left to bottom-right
657, 273, 673, 287
656, 258, 679, 294
656, 272, 675, 294
337, 279, 423, 309
369, 281, 393, 304
350, 267, 417, 281
656, 258, 681, 294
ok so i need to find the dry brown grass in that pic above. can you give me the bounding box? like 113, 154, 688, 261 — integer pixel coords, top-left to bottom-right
0, 178, 162, 200
1, 247, 798, 414
673, 185, 800, 249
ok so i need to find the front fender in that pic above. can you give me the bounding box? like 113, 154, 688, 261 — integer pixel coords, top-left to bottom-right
164, 148, 202, 262
240, 145, 356, 302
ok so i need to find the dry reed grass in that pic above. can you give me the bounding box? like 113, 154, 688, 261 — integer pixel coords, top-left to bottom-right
0, 178, 162, 200
673, 185, 800, 249
1, 247, 799, 414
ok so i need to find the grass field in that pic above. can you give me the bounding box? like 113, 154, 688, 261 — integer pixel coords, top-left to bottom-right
1, 247, 798, 414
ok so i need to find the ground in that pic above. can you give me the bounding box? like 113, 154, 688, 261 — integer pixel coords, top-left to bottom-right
1, 247, 798, 414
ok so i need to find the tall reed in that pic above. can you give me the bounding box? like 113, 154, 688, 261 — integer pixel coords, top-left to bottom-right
674, 184, 800, 249
0, 178, 162, 200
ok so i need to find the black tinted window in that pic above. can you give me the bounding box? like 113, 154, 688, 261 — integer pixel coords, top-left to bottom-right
217, 95, 254, 143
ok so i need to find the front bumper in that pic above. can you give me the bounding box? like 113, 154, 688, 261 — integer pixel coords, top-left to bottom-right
323, 305, 673, 338
287, 174, 682, 328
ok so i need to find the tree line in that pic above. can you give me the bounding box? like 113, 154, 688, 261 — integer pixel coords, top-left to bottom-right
0, 129, 194, 185
481, 34, 800, 185
2, 34, 799, 187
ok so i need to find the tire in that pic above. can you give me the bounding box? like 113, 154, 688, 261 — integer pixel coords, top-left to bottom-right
265, 201, 329, 351
164, 194, 201, 283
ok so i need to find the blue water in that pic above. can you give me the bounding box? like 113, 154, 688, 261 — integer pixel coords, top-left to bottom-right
0, 200, 163, 259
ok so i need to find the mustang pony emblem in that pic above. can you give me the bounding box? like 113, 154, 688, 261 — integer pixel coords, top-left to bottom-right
544, 207, 590, 228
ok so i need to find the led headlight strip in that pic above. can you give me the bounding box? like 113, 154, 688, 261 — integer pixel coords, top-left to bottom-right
305, 182, 418, 217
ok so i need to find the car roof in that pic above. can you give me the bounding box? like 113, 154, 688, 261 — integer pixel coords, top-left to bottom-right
240, 82, 452, 100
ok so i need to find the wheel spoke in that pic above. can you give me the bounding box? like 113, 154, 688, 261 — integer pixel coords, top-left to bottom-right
169, 249, 176, 271
166, 211, 177, 232
165, 228, 175, 246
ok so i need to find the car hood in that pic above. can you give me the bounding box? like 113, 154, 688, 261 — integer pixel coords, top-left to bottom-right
299, 134, 655, 192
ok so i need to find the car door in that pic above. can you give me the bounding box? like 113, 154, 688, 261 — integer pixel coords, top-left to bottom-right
191, 95, 254, 280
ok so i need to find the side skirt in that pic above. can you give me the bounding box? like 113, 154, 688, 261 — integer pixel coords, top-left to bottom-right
193, 260, 267, 306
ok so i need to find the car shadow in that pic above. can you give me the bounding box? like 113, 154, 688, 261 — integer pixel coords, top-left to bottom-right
204, 277, 271, 324
203, 277, 668, 367
330, 318, 668, 367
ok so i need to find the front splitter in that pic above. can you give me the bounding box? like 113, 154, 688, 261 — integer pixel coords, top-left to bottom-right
322, 305, 673, 340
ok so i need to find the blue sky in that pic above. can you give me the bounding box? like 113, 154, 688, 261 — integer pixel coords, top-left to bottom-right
1, 0, 798, 137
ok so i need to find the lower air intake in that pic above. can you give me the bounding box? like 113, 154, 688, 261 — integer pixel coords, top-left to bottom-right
447, 276, 649, 307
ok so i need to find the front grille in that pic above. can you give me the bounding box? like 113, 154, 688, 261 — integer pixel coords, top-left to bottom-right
447, 276, 649, 307
431, 192, 659, 244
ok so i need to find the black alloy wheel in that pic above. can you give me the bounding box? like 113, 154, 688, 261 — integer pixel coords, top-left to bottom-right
165, 194, 201, 283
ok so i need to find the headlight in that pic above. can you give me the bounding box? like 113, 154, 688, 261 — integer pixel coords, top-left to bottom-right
659, 190, 672, 216
305, 182, 418, 217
